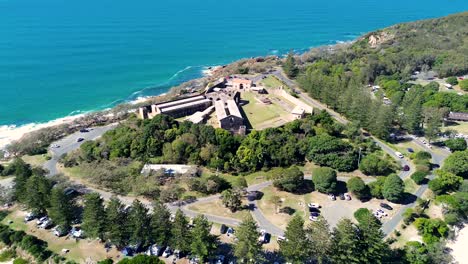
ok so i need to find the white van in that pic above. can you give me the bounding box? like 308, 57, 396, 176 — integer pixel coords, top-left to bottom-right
395, 152, 404, 159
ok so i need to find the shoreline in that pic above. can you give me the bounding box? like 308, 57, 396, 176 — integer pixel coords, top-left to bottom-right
0, 40, 351, 151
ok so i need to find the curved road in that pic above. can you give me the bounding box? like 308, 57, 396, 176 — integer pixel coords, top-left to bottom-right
41, 73, 450, 237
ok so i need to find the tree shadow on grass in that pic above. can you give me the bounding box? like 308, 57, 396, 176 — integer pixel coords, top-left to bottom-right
398, 192, 418, 205
335, 181, 348, 194
292, 179, 314, 195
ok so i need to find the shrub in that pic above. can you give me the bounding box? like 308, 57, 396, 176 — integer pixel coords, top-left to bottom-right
312, 167, 337, 193
97, 259, 114, 264
368, 177, 386, 199
446, 76, 459, 86
415, 151, 432, 160
403, 208, 416, 225
359, 153, 394, 175
0, 249, 16, 262
13, 259, 29, 264
444, 213, 460, 226
414, 218, 449, 244
383, 174, 405, 203
445, 138, 467, 152
354, 208, 373, 223
411, 171, 428, 185
460, 79, 468, 91
347, 177, 370, 200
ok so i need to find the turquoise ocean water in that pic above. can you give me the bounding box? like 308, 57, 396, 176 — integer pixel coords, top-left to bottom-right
1, 0, 467, 126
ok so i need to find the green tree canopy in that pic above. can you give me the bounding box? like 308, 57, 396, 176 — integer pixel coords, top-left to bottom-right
234, 215, 262, 263
105, 197, 128, 248
48, 186, 76, 230
305, 217, 331, 264
221, 189, 242, 212
443, 150, 468, 178
81, 193, 106, 240
347, 177, 370, 200
190, 215, 218, 262
150, 202, 172, 246
272, 166, 305, 193
359, 154, 394, 176
382, 174, 405, 203
445, 138, 467, 152
24, 174, 51, 215
312, 167, 337, 193
280, 214, 308, 263
170, 209, 191, 252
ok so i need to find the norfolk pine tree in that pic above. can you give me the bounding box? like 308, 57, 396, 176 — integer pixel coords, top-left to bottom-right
305, 216, 332, 264
150, 202, 172, 246
234, 215, 262, 263
105, 196, 129, 247
280, 214, 308, 263
48, 186, 76, 230
170, 209, 191, 252
82, 193, 106, 240
190, 215, 218, 262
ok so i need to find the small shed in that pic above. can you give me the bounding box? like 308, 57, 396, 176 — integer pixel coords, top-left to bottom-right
291, 106, 306, 119
447, 112, 468, 122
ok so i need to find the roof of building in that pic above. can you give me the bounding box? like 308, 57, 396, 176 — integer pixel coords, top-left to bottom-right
160, 98, 211, 113
141, 164, 196, 175
448, 112, 468, 121
215, 99, 243, 121
231, 78, 253, 85
291, 106, 306, 115
156, 95, 205, 109
215, 100, 228, 120
227, 100, 242, 118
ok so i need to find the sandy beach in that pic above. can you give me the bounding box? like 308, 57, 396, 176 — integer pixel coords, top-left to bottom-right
448, 225, 468, 263
0, 113, 86, 150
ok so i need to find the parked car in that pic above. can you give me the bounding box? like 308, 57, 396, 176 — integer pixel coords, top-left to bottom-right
173, 249, 183, 259
344, 193, 351, 201
40, 219, 53, 229
376, 209, 388, 217
162, 247, 172, 258
258, 230, 270, 244
380, 203, 393, 210
395, 152, 404, 159
122, 247, 134, 257
339, 193, 345, 200
307, 203, 321, 208
226, 227, 235, 237
220, 224, 228, 234
71, 226, 83, 238
36, 216, 48, 225
79, 129, 89, 133
24, 212, 37, 222
76, 138, 85, 143
403, 165, 410, 171
309, 207, 320, 213
214, 255, 225, 264
53, 226, 68, 237
328, 193, 336, 201
277, 236, 286, 242
309, 214, 319, 221
147, 244, 165, 256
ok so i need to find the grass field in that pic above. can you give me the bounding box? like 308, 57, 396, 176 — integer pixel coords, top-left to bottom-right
22, 154, 48, 167
241, 91, 290, 129
260, 76, 285, 89
188, 199, 251, 221
257, 186, 309, 230
1, 209, 121, 263
444, 122, 468, 134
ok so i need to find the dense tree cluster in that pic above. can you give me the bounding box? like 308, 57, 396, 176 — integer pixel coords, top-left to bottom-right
280, 213, 392, 263
61, 111, 368, 195
296, 13, 468, 139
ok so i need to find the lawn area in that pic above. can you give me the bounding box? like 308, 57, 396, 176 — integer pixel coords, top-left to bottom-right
188, 198, 251, 221
387, 140, 425, 157
241, 91, 290, 129
404, 178, 418, 193
444, 121, 468, 134
260, 76, 286, 89
257, 185, 309, 230
1, 209, 121, 263
200, 168, 269, 187
22, 154, 48, 167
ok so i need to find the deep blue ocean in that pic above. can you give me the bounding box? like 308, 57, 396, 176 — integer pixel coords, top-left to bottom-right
1, 0, 467, 126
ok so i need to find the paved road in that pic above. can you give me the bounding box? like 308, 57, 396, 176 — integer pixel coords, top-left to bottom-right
44, 124, 118, 176
264, 69, 451, 236
38, 74, 450, 238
